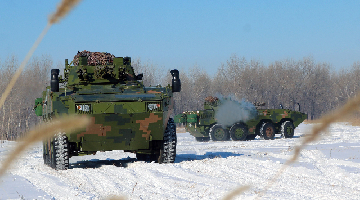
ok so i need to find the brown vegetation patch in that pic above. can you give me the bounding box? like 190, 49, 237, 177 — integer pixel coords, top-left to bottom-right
73, 50, 115, 66
205, 96, 219, 103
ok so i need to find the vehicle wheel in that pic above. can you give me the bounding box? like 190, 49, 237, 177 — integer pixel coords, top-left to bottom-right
260, 122, 275, 140
195, 137, 210, 142
230, 123, 248, 141
281, 121, 295, 138
210, 124, 230, 141
245, 134, 256, 140
158, 118, 177, 164
51, 133, 69, 170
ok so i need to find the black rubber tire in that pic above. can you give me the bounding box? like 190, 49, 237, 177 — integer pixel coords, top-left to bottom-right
51, 133, 69, 170
281, 121, 295, 138
260, 122, 275, 140
230, 123, 248, 141
158, 118, 177, 164
210, 124, 230, 141
195, 137, 210, 142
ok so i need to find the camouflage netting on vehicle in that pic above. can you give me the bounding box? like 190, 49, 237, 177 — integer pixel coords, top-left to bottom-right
253, 102, 266, 107
205, 96, 219, 103
73, 50, 115, 66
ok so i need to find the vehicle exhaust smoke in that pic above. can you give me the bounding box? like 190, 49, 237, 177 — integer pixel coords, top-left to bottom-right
215, 97, 257, 127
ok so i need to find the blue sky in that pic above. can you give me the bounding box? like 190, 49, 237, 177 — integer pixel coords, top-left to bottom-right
0, 0, 360, 75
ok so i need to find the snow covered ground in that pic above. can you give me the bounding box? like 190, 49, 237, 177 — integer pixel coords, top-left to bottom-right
1, 122, 360, 200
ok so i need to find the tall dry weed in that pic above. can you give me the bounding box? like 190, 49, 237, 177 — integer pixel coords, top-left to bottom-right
222, 185, 251, 200
0, 0, 81, 111
1, 1, 358, 199
0, 0, 83, 179
49, 0, 82, 24
107, 195, 127, 200
0, 115, 90, 178
0, 24, 50, 111
223, 94, 360, 200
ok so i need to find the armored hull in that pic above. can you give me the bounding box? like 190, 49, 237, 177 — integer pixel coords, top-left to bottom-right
175, 97, 307, 142
35, 51, 181, 169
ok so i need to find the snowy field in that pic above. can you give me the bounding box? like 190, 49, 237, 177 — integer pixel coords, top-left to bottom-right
0, 122, 360, 200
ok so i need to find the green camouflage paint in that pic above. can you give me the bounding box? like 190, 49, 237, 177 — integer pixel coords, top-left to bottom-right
174, 97, 307, 141
35, 53, 181, 169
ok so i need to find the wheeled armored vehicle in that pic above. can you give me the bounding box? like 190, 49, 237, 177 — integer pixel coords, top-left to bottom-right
34, 51, 181, 169
175, 96, 307, 142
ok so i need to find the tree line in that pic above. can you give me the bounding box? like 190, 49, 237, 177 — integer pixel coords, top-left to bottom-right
0, 54, 359, 140
136, 55, 360, 121
0, 55, 52, 140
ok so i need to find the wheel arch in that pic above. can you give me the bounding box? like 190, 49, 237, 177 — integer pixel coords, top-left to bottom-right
231, 121, 248, 129
255, 119, 273, 135
279, 118, 294, 124
276, 118, 294, 131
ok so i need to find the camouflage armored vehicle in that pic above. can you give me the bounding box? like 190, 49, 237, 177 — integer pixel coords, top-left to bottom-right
34, 51, 181, 170
175, 96, 307, 142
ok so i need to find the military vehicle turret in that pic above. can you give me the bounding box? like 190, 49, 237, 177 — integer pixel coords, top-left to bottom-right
34, 51, 181, 170
175, 96, 307, 142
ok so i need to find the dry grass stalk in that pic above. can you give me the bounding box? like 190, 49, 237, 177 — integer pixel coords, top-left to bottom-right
49, 0, 82, 24
0, 115, 90, 178
3, 1, 357, 199
289, 93, 360, 164
0, 24, 51, 111
0, 0, 89, 193
222, 185, 251, 200
0, 0, 81, 112
253, 93, 360, 199
331, 114, 360, 126
106, 196, 126, 200
225, 94, 360, 199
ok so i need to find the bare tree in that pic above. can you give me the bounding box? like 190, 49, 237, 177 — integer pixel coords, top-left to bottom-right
0, 55, 52, 140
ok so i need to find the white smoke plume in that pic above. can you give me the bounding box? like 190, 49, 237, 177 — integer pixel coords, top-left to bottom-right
215, 96, 257, 127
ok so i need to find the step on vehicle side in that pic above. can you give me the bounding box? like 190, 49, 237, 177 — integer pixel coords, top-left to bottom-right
34, 51, 181, 170
174, 96, 307, 142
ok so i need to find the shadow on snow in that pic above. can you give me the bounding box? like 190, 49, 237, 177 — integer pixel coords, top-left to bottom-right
69, 158, 137, 169
68, 151, 244, 169
175, 152, 244, 163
